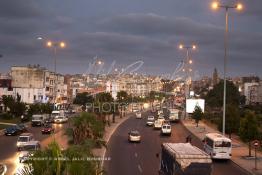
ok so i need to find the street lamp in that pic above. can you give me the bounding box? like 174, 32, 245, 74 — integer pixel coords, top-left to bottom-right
179, 44, 196, 119
46, 40, 66, 108
211, 1, 243, 136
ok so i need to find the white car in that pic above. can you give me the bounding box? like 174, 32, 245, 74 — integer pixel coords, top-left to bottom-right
161, 124, 172, 136
157, 115, 165, 123
157, 110, 163, 116
19, 141, 40, 163
54, 116, 68, 123
146, 116, 155, 126
17, 133, 35, 150
128, 130, 141, 142
136, 112, 142, 119
154, 120, 162, 129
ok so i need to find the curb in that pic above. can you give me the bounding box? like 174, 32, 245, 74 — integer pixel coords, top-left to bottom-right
100, 113, 133, 168
180, 120, 254, 175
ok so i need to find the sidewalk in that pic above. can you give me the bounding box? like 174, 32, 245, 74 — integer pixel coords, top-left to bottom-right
182, 119, 262, 175
92, 113, 133, 167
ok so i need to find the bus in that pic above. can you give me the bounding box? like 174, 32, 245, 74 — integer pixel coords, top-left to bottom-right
203, 133, 232, 160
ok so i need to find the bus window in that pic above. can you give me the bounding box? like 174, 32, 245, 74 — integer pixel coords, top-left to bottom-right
215, 141, 231, 147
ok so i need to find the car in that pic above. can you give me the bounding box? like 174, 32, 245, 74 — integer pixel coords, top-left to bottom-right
154, 120, 162, 129
163, 120, 170, 125
161, 124, 172, 136
54, 116, 68, 123
157, 110, 163, 116
4, 125, 22, 136
136, 112, 142, 119
19, 141, 40, 163
17, 133, 35, 150
17, 123, 28, 132
128, 130, 141, 142
41, 124, 55, 134
157, 115, 165, 123
146, 116, 155, 126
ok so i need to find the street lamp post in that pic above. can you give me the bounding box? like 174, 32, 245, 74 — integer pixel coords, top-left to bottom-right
179, 44, 196, 119
46, 41, 66, 109
211, 2, 243, 135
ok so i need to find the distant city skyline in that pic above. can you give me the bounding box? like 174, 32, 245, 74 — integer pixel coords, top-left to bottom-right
0, 0, 262, 77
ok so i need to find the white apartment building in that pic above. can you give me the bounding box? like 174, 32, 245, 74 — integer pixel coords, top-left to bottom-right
244, 82, 261, 105
9, 65, 67, 104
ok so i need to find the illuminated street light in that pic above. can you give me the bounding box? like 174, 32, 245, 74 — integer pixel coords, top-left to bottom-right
211, 1, 243, 136
179, 43, 197, 119
46, 40, 66, 107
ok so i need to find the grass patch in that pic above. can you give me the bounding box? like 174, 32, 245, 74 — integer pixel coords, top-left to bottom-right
0, 124, 10, 130
0, 117, 21, 124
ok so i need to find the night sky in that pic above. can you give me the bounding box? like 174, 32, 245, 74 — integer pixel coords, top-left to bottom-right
0, 0, 261, 79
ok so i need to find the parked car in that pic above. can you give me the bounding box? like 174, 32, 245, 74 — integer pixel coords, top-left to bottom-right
41, 124, 55, 134
128, 130, 141, 142
17, 133, 35, 150
4, 125, 22, 136
154, 120, 162, 129
136, 112, 142, 119
146, 116, 155, 126
161, 124, 172, 136
54, 116, 68, 123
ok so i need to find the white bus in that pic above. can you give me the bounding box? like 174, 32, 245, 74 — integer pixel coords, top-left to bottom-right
203, 133, 232, 160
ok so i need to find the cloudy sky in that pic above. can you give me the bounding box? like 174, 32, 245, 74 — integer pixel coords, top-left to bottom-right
0, 0, 261, 78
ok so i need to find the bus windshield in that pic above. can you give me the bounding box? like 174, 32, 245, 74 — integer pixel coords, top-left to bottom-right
214, 141, 231, 147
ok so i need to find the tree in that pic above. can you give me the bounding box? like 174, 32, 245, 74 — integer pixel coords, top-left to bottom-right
192, 105, 204, 127
218, 104, 240, 138
66, 112, 105, 145
2, 95, 15, 112
239, 110, 259, 157
95, 92, 114, 124
117, 91, 128, 118
73, 92, 94, 106
17, 141, 99, 175
205, 80, 240, 108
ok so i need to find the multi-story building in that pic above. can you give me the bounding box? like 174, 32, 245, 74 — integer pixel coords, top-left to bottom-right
106, 74, 162, 99
8, 65, 67, 104
244, 82, 260, 105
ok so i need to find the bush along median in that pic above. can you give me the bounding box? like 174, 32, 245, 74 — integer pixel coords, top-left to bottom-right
16, 112, 106, 175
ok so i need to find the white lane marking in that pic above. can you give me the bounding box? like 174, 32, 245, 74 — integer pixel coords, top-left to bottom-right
135, 152, 138, 158
138, 164, 143, 173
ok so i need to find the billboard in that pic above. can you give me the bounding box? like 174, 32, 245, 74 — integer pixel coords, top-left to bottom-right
186, 99, 205, 113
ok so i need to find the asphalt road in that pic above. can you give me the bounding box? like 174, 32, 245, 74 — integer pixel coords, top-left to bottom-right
104, 111, 249, 175
0, 122, 68, 175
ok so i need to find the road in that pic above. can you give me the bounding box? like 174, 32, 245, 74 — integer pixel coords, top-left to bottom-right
0, 122, 68, 175
104, 111, 249, 175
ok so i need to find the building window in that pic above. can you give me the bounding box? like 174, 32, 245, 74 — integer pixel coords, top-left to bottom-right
46, 87, 49, 91
34, 95, 36, 100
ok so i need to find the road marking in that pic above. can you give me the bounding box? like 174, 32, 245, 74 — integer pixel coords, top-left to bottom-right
138, 164, 143, 173
135, 152, 138, 158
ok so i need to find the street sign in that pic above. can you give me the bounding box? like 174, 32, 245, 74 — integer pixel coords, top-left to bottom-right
252, 140, 260, 148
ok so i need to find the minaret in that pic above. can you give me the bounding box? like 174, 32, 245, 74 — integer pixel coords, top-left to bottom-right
212, 68, 219, 86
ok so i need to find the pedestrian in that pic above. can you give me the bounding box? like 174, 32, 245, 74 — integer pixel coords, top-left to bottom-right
186, 134, 192, 143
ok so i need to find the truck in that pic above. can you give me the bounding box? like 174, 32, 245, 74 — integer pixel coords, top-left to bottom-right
169, 108, 180, 122
31, 114, 50, 127
159, 143, 212, 175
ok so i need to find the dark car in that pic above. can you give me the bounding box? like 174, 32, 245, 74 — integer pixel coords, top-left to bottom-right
41, 124, 54, 134
17, 123, 27, 132
5, 125, 22, 136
